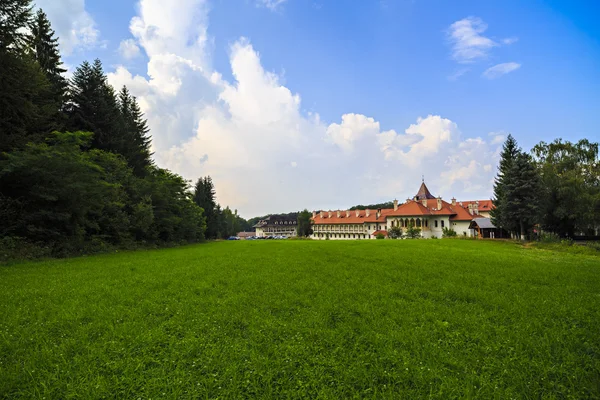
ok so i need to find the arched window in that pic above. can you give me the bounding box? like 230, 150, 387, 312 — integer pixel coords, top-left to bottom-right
416, 219, 421, 227
441, 220, 445, 228
435, 220, 438, 228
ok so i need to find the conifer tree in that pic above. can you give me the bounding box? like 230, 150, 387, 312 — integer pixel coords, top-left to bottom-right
29, 9, 67, 112
118, 86, 152, 175
502, 152, 541, 240
193, 176, 219, 239
490, 134, 520, 236
66, 59, 124, 153
0, 0, 32, 51
0, 0, 56, 152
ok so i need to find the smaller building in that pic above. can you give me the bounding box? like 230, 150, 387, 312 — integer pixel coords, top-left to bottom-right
468, 218, 505, 239
237, 232, 255, 240
253, 214, 298, 237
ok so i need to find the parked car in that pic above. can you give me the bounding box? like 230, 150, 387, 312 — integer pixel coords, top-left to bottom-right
227, 236, 240, 240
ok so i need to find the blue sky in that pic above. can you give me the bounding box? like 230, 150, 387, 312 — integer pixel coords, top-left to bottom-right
38, 0, 600, 217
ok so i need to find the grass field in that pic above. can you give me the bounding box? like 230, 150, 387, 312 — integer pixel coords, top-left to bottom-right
1, 240, 599, 399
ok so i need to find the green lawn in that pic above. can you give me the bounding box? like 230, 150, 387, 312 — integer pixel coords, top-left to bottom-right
1, 240, 599, 399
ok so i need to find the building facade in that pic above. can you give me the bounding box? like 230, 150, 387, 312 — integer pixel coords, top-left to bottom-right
310, 182, 490, 240
253, 214, 299, 237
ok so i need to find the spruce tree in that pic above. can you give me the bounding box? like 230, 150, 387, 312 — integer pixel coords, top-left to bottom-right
503, 152, 541, 240
66, 59, 123, 153
118, 86, 152, 175
29, 9, 67, 116
0, 0, 56, 152
0, 0, 32, 51
490, 134, 520, 236
193, 176, 219, 239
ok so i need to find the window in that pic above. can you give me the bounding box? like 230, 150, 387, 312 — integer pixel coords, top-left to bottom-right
425, 220, 428, 227
441, 220, 445, 228
435, 220, 438, 228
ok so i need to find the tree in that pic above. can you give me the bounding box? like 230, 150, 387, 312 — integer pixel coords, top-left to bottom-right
0, 0, 32, 51
118, 86, 152, 175
297, 209, 313, 237
28, 9, 67, 113
66, 59, 124, 154
491, 134, 520, 236
193, 176, 219, 239
405, 221, 421, 239
0, 0, 57, 152
503, 152, 541, 240
388, 226, 403, 239
532, 139, 600, 237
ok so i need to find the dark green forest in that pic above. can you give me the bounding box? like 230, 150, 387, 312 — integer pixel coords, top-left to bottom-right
0, 1, 247, 260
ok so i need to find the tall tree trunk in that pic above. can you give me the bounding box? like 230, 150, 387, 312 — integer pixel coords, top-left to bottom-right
520, 220, 525, 240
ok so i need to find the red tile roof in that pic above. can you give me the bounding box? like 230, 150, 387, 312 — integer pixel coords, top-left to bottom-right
371, 230, 388, 237
458, 200, 494, 211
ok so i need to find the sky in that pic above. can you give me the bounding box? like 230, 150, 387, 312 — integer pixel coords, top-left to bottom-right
36, 0, 600, 218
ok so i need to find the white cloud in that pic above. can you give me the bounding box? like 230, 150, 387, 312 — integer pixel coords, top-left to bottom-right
448, 68, 470, 81
118, 39, 141, 59
110, 0, 502, 216
483, 62, 521, 79
257, 0, 288, 11
35, 0, 99, 55
502, 36, 519, 45
447, 17, 497, 64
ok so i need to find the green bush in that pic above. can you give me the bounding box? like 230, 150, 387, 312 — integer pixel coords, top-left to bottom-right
539, 232, 561, 243
405, 226, 421, 239
376, 233, 385, 240
442, 227, 457, 238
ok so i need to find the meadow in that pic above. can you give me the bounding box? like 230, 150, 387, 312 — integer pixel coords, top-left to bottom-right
1, 240, 599, 399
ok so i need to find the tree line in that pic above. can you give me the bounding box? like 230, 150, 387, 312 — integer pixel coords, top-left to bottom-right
491, 134, 599, 240
0, 0, 241, 259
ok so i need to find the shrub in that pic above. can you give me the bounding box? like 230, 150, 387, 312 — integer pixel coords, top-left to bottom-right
539, 232, 561, 243
405, 226, 421, 239
388, 226, 403, 239
442, 227, 457, 238
376, 233, 385, 240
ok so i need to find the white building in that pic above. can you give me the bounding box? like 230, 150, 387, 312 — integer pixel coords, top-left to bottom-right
253, 214, 298, 237
310, 182, 491, 240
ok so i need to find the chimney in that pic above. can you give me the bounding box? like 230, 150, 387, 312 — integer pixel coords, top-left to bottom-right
468, 203, 473, 215
312, 211, 316, 218
346, 210, 350, 218
366, 209, 370, 217
437, 196, 442, 211
337, 210, 341, 218
451, 197, 456, 206
320, 211, 324, 218
355, 209, 360, 217
422, 199, 427, 207
393, 199, 398, 211
328, 211, 332, 218
376, 208, 381, 218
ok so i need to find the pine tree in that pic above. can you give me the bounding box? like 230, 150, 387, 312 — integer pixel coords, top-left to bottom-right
29, 9, 67, 118
490, 134, 520, 236
193, 176, 219, 239
0, 0, 32, 51
66, 59, 124, 153
503, 152, 541, 240
0, 0, 56, 152
118, 86, 153, 175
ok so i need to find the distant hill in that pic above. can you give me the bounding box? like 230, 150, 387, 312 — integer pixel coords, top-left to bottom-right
349, 201, 396, 210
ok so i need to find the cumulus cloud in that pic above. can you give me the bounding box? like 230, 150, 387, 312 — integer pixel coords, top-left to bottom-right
447, 17, 497, 63
483, 62, 521, 79
109, 0, 502, 216
35, 0, 100, 55
118, 39, 141, 59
